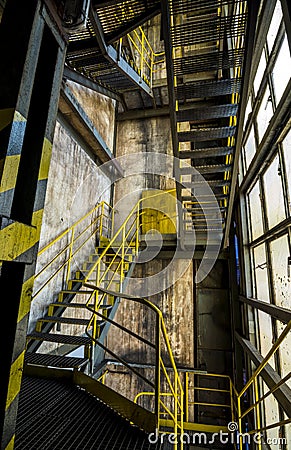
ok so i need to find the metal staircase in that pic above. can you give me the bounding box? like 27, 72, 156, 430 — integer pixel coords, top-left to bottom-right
161, 0, 249, 248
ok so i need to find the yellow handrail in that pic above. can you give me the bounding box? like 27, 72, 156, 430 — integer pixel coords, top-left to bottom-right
33, 201, 114, 299
83, 284, 184, 450
234, 321, 291, 448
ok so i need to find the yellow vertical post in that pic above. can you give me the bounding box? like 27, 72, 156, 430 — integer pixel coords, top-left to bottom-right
100, 201, 105, 239
230, 379, 235, 423
136, 206, 140, 255
174, 374, 178, 450
121, 227, 125, 283
110, 207, 114, 239
185, 372, 189, 423
141, 30, 144, 80
155, 315, 161, 432
238, 394, 242, 450
254, 378, 262, 450
66, 226, 75, 286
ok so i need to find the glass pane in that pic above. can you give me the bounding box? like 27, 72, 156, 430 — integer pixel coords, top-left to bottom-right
248, 181, 264, 240
263, 154, 286, 229
272, 34, 291, 105
270, 234, 291, 309
256, 85, 274, 142
243, 95, 252, 129
253, 243, 270, 302
267, 1, 283, 52
277, 320, 291, 389
244, 125, 256, 169
270, 235, 291, 388
254, 50, 267, 95
262, 381, 281, 448
258, 311, 275, 369
282, 129, 291, 207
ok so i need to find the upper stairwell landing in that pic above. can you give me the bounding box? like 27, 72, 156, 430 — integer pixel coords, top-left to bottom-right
63, 1, 162, 97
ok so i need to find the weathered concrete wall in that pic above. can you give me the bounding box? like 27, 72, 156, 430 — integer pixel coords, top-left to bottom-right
29, 120, 111, 335
67, 81, 116, 151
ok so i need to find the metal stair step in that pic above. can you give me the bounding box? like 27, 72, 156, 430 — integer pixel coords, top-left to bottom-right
178, 126, 236, 142
40, 316, 90, 326
24, 352, 89, 369
27, 332, 92, 346
179, 146, 234, 159
49, 302, 112, 310
180, 164, 232, 175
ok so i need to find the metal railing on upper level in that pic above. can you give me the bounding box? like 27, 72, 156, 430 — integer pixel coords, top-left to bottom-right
122, 26, 165, 87
32, 201, 114, 300
83, 284, 184, 450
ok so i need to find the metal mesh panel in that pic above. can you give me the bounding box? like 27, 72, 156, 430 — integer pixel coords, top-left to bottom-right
175, 78, 242, 100
178, 126, 236, 141
170, 14, 247, 47
173, 48, 245, 75
177, 104, 239, 121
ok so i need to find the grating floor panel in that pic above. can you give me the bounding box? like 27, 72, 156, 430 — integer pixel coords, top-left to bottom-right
15, 376, 162, 450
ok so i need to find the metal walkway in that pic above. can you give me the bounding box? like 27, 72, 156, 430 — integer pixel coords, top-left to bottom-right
64, 1, 161, 97
15, 376, 161, 450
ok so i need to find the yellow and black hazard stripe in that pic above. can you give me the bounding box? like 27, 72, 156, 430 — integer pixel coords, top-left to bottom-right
2, 138, 53, 450
0, 109, 27, 216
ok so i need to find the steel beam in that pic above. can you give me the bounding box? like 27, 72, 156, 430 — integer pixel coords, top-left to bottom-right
235, 332, 291, 418
89, 6, 153, 97
239, 296, 291, 324
63, 66, 123, 103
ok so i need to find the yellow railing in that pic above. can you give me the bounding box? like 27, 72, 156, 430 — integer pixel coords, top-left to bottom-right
184, 372, 234, 425
32, 201, 114, 300
235, 321, 291, 449
83, 285, 184, 450
125, 26, 164, 87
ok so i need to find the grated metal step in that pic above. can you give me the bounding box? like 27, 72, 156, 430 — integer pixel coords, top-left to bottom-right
177, 104, 239, 122
179, 146, 234, 159
27, 332, 92, 346
178, 126, 236, 142
40, 316, 91, 326
50, 302, 112, 310
175, 77, 242, 100
24, 352, 88, 369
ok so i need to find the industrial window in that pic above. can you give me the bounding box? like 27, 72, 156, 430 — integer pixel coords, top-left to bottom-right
238, 1, 291, 443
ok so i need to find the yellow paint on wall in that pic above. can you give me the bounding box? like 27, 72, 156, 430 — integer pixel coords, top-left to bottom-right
17, 275, 35, 324
5, 350, 25, 410
141, 190, 177, 235
0, 154, 20, 194
4, 434, 15, 450
38, 138, 52, 181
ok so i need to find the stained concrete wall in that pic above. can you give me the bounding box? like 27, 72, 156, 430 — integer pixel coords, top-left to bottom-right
29, 118, 112, 335
67, 80, 116, 151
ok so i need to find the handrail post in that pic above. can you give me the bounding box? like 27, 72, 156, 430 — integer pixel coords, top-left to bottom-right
100, 202, 105, 239
110, 207, 114, 239
184, 372, 189, 423
136, 206, 140, 256
238, 393, 242, 450
66, 226, 75, 286
121, 226, 125, 286
230, 379, 235, 423
174, 374, 178, 450
155, 314, 161, 432
254, 377, 262, 450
